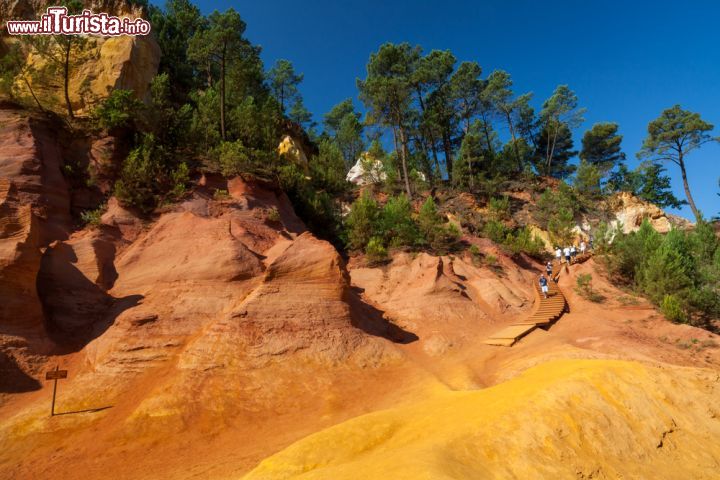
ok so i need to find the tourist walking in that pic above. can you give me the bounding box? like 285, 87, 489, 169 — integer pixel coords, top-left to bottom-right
539, 274, 549, 298
546, 261, 553, 277
580, 241, 586, 255
563, 246, 571, 264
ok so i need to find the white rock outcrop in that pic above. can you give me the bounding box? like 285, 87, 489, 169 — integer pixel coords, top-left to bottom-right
346, 153, 386, 185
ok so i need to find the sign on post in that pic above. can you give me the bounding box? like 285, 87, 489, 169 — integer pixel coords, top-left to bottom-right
45, 369, 68, 380
46, 366, 68, 416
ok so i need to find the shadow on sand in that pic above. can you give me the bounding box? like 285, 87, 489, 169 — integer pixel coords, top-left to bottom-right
53, 405, 113, 416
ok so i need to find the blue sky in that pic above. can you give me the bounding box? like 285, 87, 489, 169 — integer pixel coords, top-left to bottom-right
168, 0, 719, 219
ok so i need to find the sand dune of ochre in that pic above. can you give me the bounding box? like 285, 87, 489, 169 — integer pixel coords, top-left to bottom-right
244, 359, 720, 480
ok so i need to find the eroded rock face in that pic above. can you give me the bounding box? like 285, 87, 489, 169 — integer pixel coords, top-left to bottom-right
4, 1, 160, 114
277, 135, 309, 172
346, 152, 386, 185
0, 107, 70, 348
610, 192, 692, 233
350, 251, 534, 355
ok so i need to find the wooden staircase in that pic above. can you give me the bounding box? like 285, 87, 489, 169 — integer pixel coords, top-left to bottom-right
483, 259, 568, 347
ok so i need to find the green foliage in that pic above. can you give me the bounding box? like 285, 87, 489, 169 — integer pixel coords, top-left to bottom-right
266, 207, 281, 223
380, 195, 420, 247
267, 59, 303, 112
417, 197, 460, 251
91, 89, 143, 130
533, 122, 578, 178
115, 134, 168, 212
482, 219, 508, 244
505, 226, 545, 257
80, 204, 106, 228
607, 161, 685, 209
536, 85, 585, 177
602, 219, 720, 328
580, 122, 625, 175
573, 160, 603, 201
575, 273, 605, 302
213, 189, 230, 200
661, 294, 687, 323
357, 42, 421, 195
214, 140, 275, 177
344, 194, 458, 256
482, 220, 544, 257
365, 236, 388, 264
547, 208, 576, 246
148, 0, 205, 98
170, 162, 190, 199
488, 196, 511, 221
187, 8, 254, 140
310, 139, 347, 194
0, 41, 23, 97
533, 182, 579, 245
279, 163, 341, 242
638, 105, 719, 220
345, 191, 381, 251
324, 99, 364, 167
288, 98, 313, 128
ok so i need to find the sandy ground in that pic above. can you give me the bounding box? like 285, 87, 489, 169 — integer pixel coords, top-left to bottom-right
1, 256, 718, 480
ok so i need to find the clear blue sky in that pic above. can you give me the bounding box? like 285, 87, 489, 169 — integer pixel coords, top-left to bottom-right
166, 0, 719, 220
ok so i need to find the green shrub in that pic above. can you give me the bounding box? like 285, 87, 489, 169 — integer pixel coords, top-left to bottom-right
488, 196, 511, 221
505, 226, 545, 257
661, 294, 687, 323
602, 219, 720, 327
482, 219, 508, 244
213, 189, 230, 200
92, 89, 143, 130
80, 204, 106, 228
115, 134, 167, 212
266, 207, 281, 223
345, 191, 381, 251
418, 197, 460, 251
469, 244, 482, 264
575, 273, 605, 302
214, 140, 276, 177
380, 195, 419, 247
280, 163, 342, 243
310, 139, 347, 194
170, 162, 190, 199
365, 236, 388, 264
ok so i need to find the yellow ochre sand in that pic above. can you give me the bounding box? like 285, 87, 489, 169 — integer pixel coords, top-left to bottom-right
244, 359, 720, 479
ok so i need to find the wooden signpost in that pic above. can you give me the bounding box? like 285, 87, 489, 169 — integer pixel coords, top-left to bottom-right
46, 365, 68, 416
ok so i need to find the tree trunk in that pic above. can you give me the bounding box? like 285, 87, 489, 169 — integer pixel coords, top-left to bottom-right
22, 75, 44, 112
546, 122, 559, 175
442, 131, 453, 182
416, 134, 434, 185
506, 110, 521, 172
678, 153, 701, 220
220, 45, 226, 140
63, 42, 73, 119
480, 111, 494, 157
431, 141, 441, 179
398, 123, 412, 197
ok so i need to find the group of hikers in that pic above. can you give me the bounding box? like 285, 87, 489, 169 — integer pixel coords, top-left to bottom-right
554, 240, 588, 266
538, 238, 592, 299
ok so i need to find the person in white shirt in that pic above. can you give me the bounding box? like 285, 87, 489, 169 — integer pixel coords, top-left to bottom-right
563, 246, 571, 264
555, 247, 562, 262
580, 241, 586, 254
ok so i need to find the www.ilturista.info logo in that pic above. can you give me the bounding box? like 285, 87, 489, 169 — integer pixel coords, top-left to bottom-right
6, 7, 151, 36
